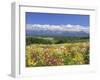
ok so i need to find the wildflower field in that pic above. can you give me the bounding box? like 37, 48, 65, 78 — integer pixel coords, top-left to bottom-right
26, 36, 89, 67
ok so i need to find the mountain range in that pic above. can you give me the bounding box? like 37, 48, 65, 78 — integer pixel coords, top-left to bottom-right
26, 24, 89, 37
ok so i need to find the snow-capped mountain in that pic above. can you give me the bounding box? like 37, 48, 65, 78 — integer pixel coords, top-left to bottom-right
26, 24, 89, 37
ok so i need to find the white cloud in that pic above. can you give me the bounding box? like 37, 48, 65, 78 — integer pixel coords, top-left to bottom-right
26, 24, 89, 33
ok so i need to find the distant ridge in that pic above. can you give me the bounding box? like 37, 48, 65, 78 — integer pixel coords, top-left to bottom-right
26, 24, 89, 37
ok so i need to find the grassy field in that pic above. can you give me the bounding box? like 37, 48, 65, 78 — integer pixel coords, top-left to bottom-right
26, 36, 89, 67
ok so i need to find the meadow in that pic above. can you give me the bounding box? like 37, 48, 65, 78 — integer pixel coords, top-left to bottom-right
26, 36, 89, 67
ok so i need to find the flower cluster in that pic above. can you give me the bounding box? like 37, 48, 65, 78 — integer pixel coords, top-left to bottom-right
26, 42, 89, 67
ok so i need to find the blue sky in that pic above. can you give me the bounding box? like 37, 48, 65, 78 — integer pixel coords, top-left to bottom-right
26, 12, 89, 27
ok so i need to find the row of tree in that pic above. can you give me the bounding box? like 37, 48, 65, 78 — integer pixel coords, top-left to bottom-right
26, 36, 89, 45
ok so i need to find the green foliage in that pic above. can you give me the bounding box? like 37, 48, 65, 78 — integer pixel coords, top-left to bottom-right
26, 36, 89, 45
26, 36, 57, 45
